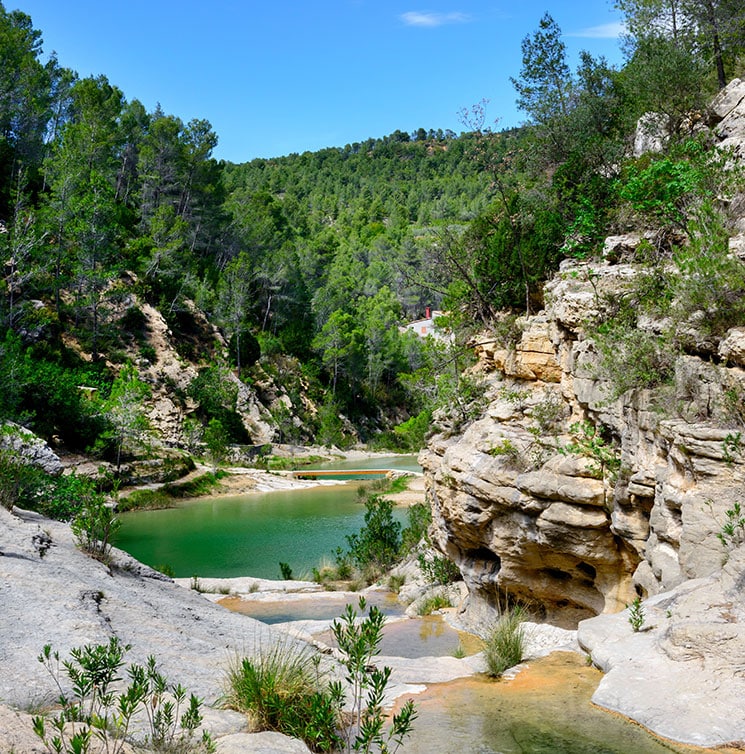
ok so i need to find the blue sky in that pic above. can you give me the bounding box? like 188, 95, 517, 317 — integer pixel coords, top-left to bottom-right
14, 1, 626, 163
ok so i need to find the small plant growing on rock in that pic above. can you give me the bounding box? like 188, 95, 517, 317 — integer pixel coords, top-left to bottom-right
562, 421, 621, 482
627, 596, 646, 632
530, 392, 567, 434
561, 420, 621, 507
487, 438, 523, 466
723, 432, 743, 465
706, 499, 745, 560
70, 488, 120, 563
484, 605, 527, 677
717, 502, 745, 549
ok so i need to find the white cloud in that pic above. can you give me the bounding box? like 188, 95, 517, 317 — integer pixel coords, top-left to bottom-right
568, 21, 626, 39
400, 11, 470, 28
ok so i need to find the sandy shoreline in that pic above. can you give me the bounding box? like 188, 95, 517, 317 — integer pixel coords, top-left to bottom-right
168, 447, 426, 506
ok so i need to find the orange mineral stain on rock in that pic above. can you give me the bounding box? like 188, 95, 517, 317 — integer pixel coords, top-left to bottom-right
394, 653, 735, 754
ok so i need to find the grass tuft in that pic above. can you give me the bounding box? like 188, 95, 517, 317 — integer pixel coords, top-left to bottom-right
484, 605, 527, 677
224, 641, 342, 751
416, 593, 451, 616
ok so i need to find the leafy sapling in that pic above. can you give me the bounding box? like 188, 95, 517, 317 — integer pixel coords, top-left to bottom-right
332, 597, 417, 753
33, 638, 213, 754
628, 596, 645, 632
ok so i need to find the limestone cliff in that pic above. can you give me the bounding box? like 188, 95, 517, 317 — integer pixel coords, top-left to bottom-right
58, 279, 311, 469
422, 78, 745, 630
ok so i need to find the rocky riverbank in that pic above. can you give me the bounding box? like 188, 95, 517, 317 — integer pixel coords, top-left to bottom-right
4, 495, 743, 752
419, 79, 745, 747
0, 502, 477, 754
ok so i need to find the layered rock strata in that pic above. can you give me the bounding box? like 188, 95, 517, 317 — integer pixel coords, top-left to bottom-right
422, 78, 745, 630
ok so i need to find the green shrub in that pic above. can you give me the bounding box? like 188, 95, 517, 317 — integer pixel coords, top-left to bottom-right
672, 203, 745, 336
40, 473, 103, 521
390, 409, 432, 451
484, 606, 527, 677
0, 448, 47, 510
595, 324, 677, 397
139, 343, 157, 363
226, 600, 418, 753
331, 598, 417, 752
715, 501, 745, 550
487, 438, 525, 468
187, 366, 250, 445
561, 421, 621, 484
616, 152, 704, 231
400, 502, 431, 554
34, 638, 214, 754
70, 490, 119, 563
418, 553, 461, 586
338, 494, 402, 575
1, 342, 112, 452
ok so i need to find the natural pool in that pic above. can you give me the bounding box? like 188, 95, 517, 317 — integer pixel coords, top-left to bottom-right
395, 652, 709, 754
114, 455, 418, 579
220, 595, 709, 754
116, 482, 412, 579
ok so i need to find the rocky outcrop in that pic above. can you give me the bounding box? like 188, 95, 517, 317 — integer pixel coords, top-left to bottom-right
423, 253, 745, 626
111, 293, 277, 447
420, 78, 745, 744
577, 547, 745, 747
0, 422, 63, 476
0, 504, 333, 753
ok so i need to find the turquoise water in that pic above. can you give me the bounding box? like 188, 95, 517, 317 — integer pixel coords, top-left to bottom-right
115, 457, 417, 579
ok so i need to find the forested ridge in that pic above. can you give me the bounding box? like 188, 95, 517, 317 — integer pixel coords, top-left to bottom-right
1, 0, 744, 469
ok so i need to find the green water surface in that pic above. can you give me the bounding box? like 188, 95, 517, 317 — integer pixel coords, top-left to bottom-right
115, 480, 407, 579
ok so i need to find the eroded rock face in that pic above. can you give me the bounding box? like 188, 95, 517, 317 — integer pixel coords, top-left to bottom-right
423, 79, 745, 634
0, 422, 63, 476
424, 260, 745, 630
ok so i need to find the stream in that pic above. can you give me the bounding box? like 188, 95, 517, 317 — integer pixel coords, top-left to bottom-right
114, 454, 712, 753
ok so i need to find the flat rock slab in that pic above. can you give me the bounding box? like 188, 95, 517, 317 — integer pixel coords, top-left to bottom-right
215, 731, 312, 753
578, 569, 745, 747
0, 506, 297, 711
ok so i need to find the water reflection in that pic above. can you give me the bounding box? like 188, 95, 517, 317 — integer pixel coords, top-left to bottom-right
219, 590, 403, 625
378, 615, 479, 659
